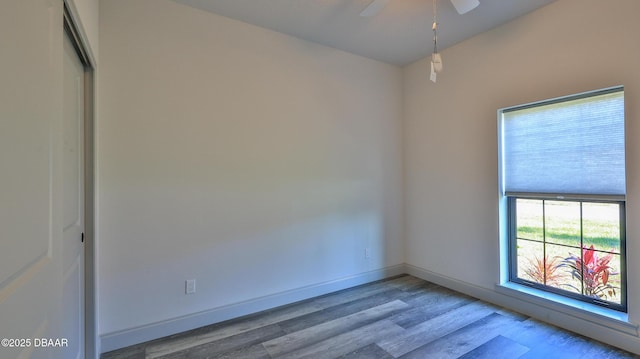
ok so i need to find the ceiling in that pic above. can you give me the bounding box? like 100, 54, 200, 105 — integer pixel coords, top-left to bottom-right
171, 0, 557, 66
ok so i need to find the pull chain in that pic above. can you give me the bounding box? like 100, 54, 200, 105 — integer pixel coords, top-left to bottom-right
432, 0, 438, 55
430, 0, 443, 82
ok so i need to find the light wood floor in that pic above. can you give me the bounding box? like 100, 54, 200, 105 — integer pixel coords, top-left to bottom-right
101, 275, 637, 359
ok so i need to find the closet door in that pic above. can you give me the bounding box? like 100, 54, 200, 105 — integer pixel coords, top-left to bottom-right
0, 1, 66, 358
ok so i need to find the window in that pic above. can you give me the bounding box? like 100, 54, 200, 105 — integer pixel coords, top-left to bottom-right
499, 87, 626, 312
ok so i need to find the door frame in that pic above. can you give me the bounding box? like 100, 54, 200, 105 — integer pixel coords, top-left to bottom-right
63, 4, 96, 358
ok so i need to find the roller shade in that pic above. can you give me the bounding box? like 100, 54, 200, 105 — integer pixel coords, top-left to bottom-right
501, 88, 625, 196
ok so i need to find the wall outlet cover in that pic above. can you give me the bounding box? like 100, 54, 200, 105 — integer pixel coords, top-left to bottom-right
186, 279, 196, 294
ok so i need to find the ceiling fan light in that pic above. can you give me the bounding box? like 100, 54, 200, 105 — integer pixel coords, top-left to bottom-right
432, 52, 443, 73
450, 0, 480, 14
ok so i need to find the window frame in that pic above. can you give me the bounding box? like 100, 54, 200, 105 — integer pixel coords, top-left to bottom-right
507, 195, 627, 312
498, 86, 627, 313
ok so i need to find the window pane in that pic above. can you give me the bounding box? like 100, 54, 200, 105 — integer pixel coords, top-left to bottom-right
583, 202, 620, 253
604, 253, 622, 305
516, 199, 543, 241
544, 201, 580, 247
546, 243, 580, 293
577, 247, 621, 305
516, 239, 543, 284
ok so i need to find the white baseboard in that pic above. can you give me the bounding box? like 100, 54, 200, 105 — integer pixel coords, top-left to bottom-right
100, 264, 406, 353
405, 264, 640, 355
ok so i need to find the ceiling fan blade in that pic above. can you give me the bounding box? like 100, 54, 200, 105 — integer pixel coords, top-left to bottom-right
450, 0, 479, 14
359, 0, 391, 17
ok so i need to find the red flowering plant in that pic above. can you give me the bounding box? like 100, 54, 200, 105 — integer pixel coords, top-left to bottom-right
556, 245, 618, 300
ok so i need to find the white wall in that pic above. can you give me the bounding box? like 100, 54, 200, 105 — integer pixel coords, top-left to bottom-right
98, 0, 403, 349
404, 0, 640, 352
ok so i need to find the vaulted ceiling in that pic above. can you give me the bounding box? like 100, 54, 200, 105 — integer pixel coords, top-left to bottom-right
171, 0, 557, 66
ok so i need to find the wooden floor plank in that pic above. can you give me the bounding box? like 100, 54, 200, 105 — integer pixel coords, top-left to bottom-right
277, 288, 408, 334
377, 300, 497, 357
162, 341, 271, 359
389, 289, 475, 328
276, 319, 405, 359
398, 313, 523, 359
457, 335, 530, 359
590, 346, 639, 359
519, 332, 637, 359
341, 343, 394, 359
152, 324, 283, 359
101, 345, 145, 359
500, 317, 574, 349
310, 276, 409, 308
495, 307, 529, 322
263, 299, 408, 357
385, 275, 430, 291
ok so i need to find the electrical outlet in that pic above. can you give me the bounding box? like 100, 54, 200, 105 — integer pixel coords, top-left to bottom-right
365, 248, 371, 259
185, 279, 196, 294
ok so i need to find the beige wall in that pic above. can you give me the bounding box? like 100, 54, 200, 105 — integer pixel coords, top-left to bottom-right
98, 0, 403, 347
404, 0, 640, 352
67, 0, 99, 62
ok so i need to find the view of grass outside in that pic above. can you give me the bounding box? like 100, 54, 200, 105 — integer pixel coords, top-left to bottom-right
515, 199, 622, 305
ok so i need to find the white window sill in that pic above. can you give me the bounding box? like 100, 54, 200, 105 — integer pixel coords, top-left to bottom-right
496, 282, 638, 336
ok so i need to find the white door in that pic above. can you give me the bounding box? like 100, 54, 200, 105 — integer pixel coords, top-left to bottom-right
0, 1, 65, 359
62, 31, 85, 359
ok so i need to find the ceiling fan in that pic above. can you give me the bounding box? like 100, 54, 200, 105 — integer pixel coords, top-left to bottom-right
359, 0, 480, 17
359, 0, 480, 83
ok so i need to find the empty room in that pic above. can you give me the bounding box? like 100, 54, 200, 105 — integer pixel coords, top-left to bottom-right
2, 0, 640, 358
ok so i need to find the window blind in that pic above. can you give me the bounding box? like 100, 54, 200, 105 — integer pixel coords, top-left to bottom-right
501, 87, 625, 196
